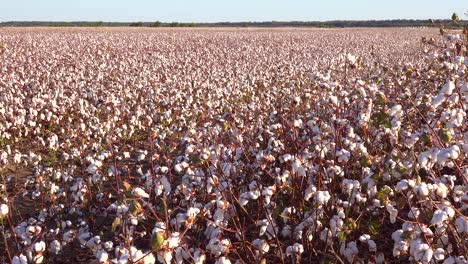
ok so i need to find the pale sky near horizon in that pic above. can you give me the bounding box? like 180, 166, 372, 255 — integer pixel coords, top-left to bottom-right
0, 0, 466, 22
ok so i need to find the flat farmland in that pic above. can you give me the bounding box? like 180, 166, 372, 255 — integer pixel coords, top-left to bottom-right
0, 27, 466, 263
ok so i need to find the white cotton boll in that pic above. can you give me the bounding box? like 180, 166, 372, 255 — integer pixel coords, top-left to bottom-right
329, 95, 338, 107
239, 194, 249, 206
431, 210, 449, 227
436, 150, 451, 165
96, 250, 108, 263
161, 176, 171, 194
455, 217, 468, 233
130, 247, 145, 262
0, 203, 9, 216
129, 216, 138, 226
440, 81, 455, 96
432, 94, 446, 108
257, 219, 278, 239
157, 250, 173, 263
286, 243, 304, 256
86, 236, 101, 250
49, 240, 62, 255
343, 241, 359, 262
368, 240, 377, 252
12, 255, 28, 264
408, 208, 420, 219
293, 119, 303, 128
280, 207, 294, 223
395, 180, 409, 191
414, 183, 430, 197
280, 153, 292, 163
292, 159, 306, 177
166, 232, 181, 249
359, 234, 371, 242
435, 183, 449, 198
215, 256, 231, 264
132, 187, 150, 199
78, 232, 92, 246
314, 191, 331, 205
434, 248, 446, 261
304, 185, 317, 201
142, 252, 156, 264
347, 53, 356, 65
137, 151, 147, 161
389, 104, 402, 117
281, 225, 292, 238
422, 248, 433, 263
252, 239, 270, 254
337, 149, 351, 163
193, 250, 206, 264
386, 204, 398, 224
33, 241, 46, 254
103, 241, 113, 251
207, 238, 231, 257
262, 185, 276, 205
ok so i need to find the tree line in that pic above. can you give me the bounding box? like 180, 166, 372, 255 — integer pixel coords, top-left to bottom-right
0, 19, 466, 28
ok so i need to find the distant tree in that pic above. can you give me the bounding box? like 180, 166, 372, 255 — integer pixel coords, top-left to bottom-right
451, 13, 459, 23
130, 22, 144, 27
151, 21, 162, 27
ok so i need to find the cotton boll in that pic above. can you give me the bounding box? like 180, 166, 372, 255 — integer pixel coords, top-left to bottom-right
103, 241, 113, 251
414, 183, 430, 197
304, 184, 317, 202
440, 81, 455, 96
368, 240, 377, 252
455, 217, 468, 233
285, 243, 304, 256
12, 255, 28, 264
431, 210, 449, 227
386, 204, 398, 224
252, 239, 270, 254
314, 191, 331, 206
434, 183, 449, 198
215, 256, 231, 264
433, 248, 446, 261
0, 203, 9, 216
49, 240, 62, 255
395, 180, 409, 191
132, 187, 150, 199
96, 250, 108, 263
32, 241, 46, 254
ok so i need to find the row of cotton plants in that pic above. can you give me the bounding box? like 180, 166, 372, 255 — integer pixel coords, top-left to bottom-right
0, 27, 466, 263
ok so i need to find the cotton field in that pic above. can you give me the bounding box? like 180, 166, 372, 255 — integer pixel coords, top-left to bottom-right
0, 27, 466, 263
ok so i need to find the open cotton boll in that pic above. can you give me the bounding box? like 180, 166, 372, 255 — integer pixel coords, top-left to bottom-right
252, 239, 270, 254
437, 145, 460, 165
95, 250, 108, 263
314, 191, 331, 206
132, 187, 150, 199
47, 239, 62, 255
215, 256, 231, 264
455, 217, 468, 233
431, 210, 449, 227
386, 204, 398, 224
0, 203, 9, 216
347, 53, 357, 65
286, 243, 304, 256
440, 81, 455, 96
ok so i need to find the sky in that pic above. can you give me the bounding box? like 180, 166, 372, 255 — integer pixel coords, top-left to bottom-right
0, 0, 466, 23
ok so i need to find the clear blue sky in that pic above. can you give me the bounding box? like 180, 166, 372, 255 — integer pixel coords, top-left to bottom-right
0, 0, 466, 22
